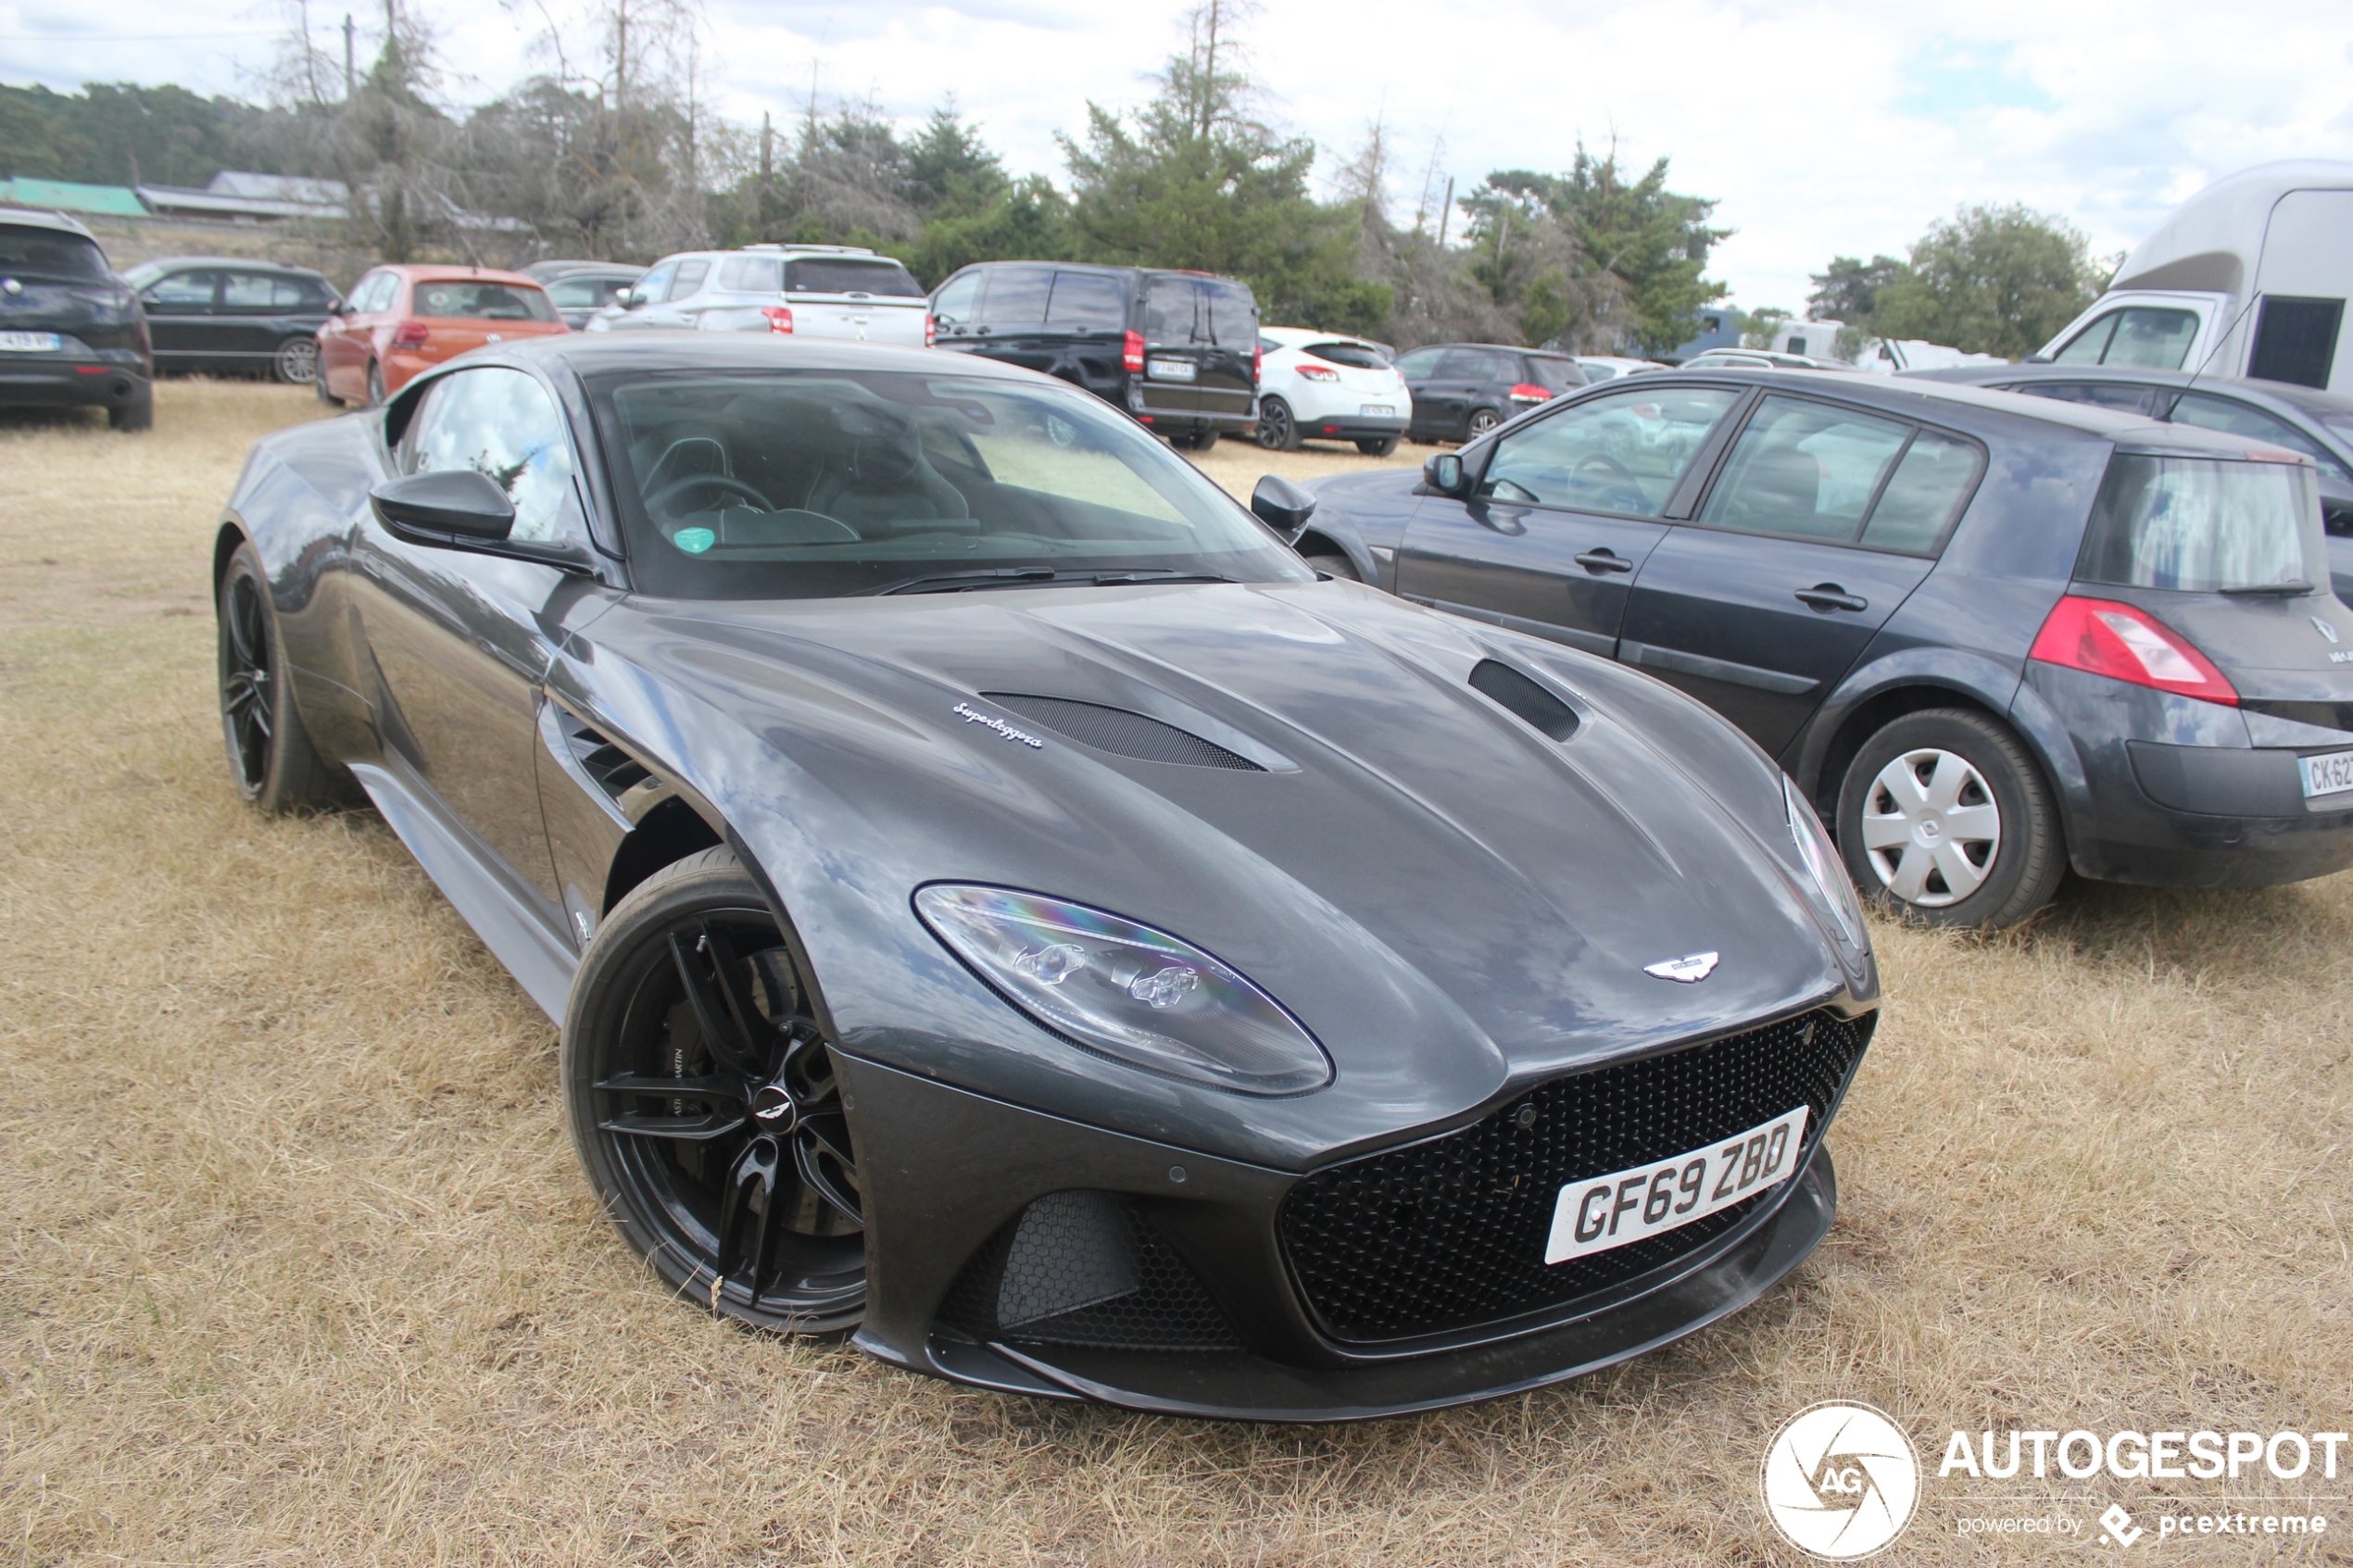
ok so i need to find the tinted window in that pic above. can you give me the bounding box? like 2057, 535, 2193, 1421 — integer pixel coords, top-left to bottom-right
1394, 347, 1444, 379
145, 270, 218, 307
221, 272, 318, 309
786, 257, 924, 296
1302, 340, 1386, 370
548, 274, 634, 309
2248, 295, 2345, 389
1699, 395, 1911, 543
1525, 356, 1584, 392
408, 368, 579, 544
1435, 347, 1500, 380
1048, 271, 1128, 329
931, 271, 981, 325
2076, 456, 2326, 593
1202, 281, 1256, 345
633, 263, 677, 305
1859, 431, 1982, 553
1478, 386, 1740, 517
2014, 381, 2156, 414
0, 224, 108, 281
1143, 277, 1196, 343
717, 256, 783, 292
588, 369, 1310, 600
670, 259, 711, 297
979, 266, 1054, 325
2168, 393, 2351, 479
411, 281, 557, 322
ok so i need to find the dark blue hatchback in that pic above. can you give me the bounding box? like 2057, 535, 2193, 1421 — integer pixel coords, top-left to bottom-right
1293, 370, 2353, 926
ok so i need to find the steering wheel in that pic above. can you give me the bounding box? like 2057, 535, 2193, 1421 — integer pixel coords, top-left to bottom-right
1574, 453, 1637, 483
646, 472, 774, 516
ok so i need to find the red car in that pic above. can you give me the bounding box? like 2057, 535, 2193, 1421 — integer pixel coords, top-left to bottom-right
316, 265, 567, 407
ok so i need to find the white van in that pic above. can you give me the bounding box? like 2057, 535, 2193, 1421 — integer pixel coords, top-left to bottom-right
2037, 159, 2353, 390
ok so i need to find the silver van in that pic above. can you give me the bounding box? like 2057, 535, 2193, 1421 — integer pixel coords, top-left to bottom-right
587, 245, 931, 345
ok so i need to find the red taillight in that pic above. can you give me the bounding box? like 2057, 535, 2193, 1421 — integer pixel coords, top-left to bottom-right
1123, 330, 1145, 373
2028, 595, 2238, 706
924, 311, 936, 348
1295, 365, 1339, 383
1507, 383, 1553, 404
391, 320, 429, 350
761, 307, 795, 334
1253, 341, 1263, 385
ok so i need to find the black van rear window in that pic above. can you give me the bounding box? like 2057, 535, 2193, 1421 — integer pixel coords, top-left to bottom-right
0, 224, 108, 281
786, 257, 924, 297
1202, 280, 1257, 346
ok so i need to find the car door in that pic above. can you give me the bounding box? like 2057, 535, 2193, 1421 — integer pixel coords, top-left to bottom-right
1395, 383, 1746, 655
347, 365, 608, 909
138, 269, 220, 373
639, 257, 709, 329
219, 270, 306, 372
608, 260, 678, 331
1423, 348, 1499, 439
1396, 346, 1445, 439
962, 264, 1056, 374
1620, 394, 1982, 756
1193, 278, 1259, 427
321, 270, 395, 398
1139, 274, 1203, 416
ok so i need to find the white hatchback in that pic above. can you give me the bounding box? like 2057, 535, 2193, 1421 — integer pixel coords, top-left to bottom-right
585, 245, 932, 346
1252, 327, 1413, 454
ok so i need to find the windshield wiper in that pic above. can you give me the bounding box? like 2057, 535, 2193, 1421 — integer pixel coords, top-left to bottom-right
869, 568, 1061, 596
2219, 580, 2316, 596
1083, 570, 1239, 586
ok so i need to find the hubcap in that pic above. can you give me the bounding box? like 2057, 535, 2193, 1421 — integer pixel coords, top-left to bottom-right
593, 914, 862, 1323
1858, 747, 2001, 908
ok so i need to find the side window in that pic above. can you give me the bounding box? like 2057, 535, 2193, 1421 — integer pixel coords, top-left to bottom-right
1047, 270, 1128, 330
2051, 312, 2120, 364
1859, 431, 1983, 553
669, 259, 711, 298
2013, 381, 2157, 414
220, 272, 301, 310
932, 270, 981, 325
977, 265, 1053, 325
1143, 277, 1196, 343
2103, 308, 2199, 369
635, 263, 679, 306
1698, 395, 1912, 543
1478, 387, 1741, 517
144, 270, 218, 307
358, 272, 398, 313
716, 256, 781, 292
2168, 393, 2351, 479
1394, 347, 1443, 379
1202, 282, 1257, 346
407, 368, 580, 545
1434, 347, 1498, 380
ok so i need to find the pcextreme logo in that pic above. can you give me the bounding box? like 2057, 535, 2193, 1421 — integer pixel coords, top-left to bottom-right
1760, 1400, 1922, 1560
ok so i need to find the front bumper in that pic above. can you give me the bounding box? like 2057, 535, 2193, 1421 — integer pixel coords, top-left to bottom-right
0, 351, 148, 410
837, 1004, 1864, 1422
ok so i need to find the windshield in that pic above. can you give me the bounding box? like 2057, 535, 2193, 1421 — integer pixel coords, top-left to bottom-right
413, 280, 557, 322
589, 369, 1311, 599
2076, 455, 2329, 594
786, 257, 924, 297
0, 224, 110, 282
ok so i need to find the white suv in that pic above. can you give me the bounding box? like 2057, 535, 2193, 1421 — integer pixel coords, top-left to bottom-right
1253, 326, 1412, 454
586, 245, 932, 345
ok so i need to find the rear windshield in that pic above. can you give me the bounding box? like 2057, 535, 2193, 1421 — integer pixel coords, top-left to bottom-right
413, 281, 557, 322
2076, 455, 2329, 594
786, 257, 924, 297
547, 274, 635, 309
1526, 356, 1584, 392
0, 224, 109, 282
1201, 281, 1257, 346
1304, 341, 1387, 370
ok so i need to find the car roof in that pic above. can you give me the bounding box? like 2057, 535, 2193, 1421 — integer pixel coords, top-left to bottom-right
531, 259, 644, 276
1263, 325, 1374, 346
126, 255, 328, 277
493, 331, 1040, 383
1914, 361, 2353, 417
384, 264, 546, 288
0, 205, 97, 239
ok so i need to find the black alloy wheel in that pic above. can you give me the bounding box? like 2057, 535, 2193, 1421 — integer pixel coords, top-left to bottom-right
564, 847, 865, 1335
1466, 408, 1502, 439
217, 540, 336, 811
1255, 396, 1302, 451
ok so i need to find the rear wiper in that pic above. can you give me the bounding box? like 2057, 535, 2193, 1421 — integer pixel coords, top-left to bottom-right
2219, 580, 2316, 596
869, 568, 1060, 596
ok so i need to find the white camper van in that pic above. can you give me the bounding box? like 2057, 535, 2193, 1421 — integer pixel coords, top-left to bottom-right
2037, 159, 2353, 391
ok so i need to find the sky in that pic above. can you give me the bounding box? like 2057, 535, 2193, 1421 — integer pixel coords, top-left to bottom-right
6, 0, 2353, 312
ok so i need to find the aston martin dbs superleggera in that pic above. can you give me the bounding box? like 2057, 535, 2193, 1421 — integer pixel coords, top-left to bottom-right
213, 332, 1880, 1421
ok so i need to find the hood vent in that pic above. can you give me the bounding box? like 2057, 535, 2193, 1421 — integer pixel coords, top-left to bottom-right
980, 693, 1265, 771
1468, 659, 1579, 741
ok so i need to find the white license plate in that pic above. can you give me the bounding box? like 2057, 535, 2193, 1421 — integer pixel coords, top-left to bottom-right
1360, 404, 1394, 417
1147, 358, 1196, 382
2301, 748, 2353, 799
1544, 1105, 1810, 1263
0, 332, 61, 352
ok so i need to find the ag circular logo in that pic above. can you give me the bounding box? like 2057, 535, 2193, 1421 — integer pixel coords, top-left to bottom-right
1759, 1399, 1920, 1560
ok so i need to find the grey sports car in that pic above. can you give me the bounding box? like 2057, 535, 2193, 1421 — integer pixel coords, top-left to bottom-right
214, 332, 1880, 1421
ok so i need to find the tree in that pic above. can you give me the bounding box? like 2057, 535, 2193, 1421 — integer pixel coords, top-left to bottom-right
1806, 254, 1906, 328
1870, 205, 2105, 358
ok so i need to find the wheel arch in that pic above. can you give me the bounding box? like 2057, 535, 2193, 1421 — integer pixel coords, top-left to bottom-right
1292, 529, 1375, 583
1793, 649, 2054, 827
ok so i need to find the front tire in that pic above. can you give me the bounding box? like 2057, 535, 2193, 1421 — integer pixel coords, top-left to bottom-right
1834, 708, 2064, 929
1256, 396, 1302, 451
1355, 435, 1399, 457
364, 361, 385, 407
1466, 408, 1502, 439
274, 335, 320, 385
218, 541, 337, 811
109, 389, 153, 432
563, 847, 865, 1336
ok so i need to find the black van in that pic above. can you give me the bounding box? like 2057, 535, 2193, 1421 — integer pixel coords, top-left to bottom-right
929, 262, 1259, 448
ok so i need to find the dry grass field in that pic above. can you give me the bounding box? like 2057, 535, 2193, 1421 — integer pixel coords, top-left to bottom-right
1, 383, 2348, 1566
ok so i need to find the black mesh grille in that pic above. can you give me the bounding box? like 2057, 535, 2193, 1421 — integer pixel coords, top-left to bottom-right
941, 1191, 1241, 1352
1277, 1009, 1870, 1344
981, 694, 1264, 771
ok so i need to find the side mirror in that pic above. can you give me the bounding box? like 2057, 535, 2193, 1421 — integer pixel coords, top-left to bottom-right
371, 470, 516, 544
1250, 474, 1316, 542
1423, 452, 1466, 495
2022, 352, 2053, 365
620, 286, 648, 308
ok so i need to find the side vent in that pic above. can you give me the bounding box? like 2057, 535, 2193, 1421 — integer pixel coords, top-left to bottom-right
980, 693, 1265, 771
1469, 659, 1579, 741
560, 713, 652, 798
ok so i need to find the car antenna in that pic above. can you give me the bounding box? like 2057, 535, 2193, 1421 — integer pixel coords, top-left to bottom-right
2177, 223, 2275, 399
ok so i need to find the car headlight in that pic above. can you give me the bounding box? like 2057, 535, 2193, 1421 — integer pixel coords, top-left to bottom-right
1784, 775, 1867, 950
914, 885, 1332, 1095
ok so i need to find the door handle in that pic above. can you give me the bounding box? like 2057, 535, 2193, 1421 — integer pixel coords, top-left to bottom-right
1794, 583, 1868, 613
1574, 549, 1634, 574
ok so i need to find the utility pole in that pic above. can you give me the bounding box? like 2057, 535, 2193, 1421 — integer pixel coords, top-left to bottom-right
1436, 175, 1454, 248
343, 14, 355, 98
615, 6, 628, 113
760, 111, 774, 180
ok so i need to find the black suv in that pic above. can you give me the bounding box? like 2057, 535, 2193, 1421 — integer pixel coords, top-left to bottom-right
930, 262, 1260, 448
1394, 342, 1589, 443
0, 207, 151, 429
1295, 369, 2353, 927
121, 257, 339, 384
